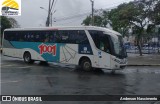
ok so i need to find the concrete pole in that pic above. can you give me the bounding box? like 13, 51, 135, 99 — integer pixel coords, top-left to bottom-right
46, 0, 51, 27
90, 0, 94, 26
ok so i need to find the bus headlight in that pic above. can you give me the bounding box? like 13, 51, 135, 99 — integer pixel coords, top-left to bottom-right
120, 59, 127, 64
112, 57, 127, 64
114, 58, 121, 63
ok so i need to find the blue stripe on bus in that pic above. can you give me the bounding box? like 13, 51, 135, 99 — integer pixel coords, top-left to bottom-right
10, 41, 64, 62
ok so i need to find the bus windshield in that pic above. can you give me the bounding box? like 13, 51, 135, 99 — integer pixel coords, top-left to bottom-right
89, 30, 127, 58
111, 35, 127, 58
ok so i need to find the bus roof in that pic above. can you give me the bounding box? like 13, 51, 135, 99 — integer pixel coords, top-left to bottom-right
4, 26, 122, 36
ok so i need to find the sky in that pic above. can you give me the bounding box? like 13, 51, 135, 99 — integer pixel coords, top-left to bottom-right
13, 0, 133, 28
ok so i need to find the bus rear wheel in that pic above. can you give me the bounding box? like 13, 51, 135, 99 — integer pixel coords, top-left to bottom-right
23, 52, 34, 64
80, 59, 92, 71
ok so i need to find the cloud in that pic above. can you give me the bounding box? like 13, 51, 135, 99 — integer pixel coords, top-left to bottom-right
12, 0, 133, 27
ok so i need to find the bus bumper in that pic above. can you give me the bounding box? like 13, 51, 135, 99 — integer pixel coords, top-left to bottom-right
111, 57, 128, 70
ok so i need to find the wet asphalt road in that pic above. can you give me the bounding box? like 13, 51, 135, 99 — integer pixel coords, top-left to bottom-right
1, 55, 160, 104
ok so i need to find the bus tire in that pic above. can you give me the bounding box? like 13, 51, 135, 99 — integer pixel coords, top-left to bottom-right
23, 52, 34, 64
80, 58, 92, 71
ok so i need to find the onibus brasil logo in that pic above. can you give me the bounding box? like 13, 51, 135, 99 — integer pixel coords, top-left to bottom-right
1, 0, 21, 16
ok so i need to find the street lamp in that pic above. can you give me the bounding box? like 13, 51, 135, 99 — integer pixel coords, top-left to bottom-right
40, 7, 56, 26
40, 7, 49, 26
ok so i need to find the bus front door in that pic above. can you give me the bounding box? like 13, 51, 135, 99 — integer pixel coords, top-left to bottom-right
98, 51, 111, 69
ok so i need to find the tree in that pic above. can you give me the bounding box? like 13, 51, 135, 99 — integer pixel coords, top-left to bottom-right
82, 16, 92, 26
82, 9, 107, 27
101, 11, 111, 27
148, 0, 160, 25
0, 16, 19, 45
82, 0, 157, 56
108, 1, 154, 56
82, 15, 103, 27
108, 3, 134, 37
8, 17, 20, 28
1, 16, 12, 33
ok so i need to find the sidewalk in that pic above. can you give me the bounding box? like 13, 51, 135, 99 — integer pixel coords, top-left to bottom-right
127, 53, 160, 66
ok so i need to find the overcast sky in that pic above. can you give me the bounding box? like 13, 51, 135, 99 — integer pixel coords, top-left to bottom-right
13, 0, 133, 28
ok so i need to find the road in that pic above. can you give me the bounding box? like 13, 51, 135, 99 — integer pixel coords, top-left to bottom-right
1, 55, 160, 104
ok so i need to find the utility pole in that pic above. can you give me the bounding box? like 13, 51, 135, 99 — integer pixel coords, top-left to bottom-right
41, 6, 56, 27
90, 0, 94, 26
46, 0, 51, 27
50, 12, 52, 26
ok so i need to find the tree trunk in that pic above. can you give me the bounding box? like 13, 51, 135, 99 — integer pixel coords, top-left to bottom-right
137, 44, 142, 56
137, 35, 143, 56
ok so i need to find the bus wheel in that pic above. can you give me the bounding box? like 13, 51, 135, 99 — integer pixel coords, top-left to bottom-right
23, 52, 34, 64
80, 59, 92, 71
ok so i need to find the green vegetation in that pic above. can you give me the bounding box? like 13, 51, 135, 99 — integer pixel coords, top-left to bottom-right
82, 0, 160, 56
0, 16, 19, 45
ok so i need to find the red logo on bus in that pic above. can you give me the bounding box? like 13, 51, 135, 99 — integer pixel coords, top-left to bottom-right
38, 44, 56, 56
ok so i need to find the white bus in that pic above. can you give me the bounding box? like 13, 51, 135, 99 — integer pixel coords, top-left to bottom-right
1, 6, 19, 15
2, 26, 127, 71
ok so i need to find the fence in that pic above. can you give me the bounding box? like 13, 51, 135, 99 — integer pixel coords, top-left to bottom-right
125, 34, 160, 54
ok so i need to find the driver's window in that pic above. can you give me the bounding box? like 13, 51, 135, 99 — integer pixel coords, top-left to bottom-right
99, 34, 110, 53
89, 30, 110, 53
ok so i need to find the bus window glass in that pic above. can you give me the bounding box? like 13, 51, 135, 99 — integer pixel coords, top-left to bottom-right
68, 30, 89, 44
43, 31, 50, 42
34, 31, 41, 42
76, 30, 89, 44
54, 31, 62, 43
4, 30, 88, 44
4, 31, 19, 41
4, 31, 11, 40
55, 30, 89, 44
49, 31, 55, 43
89, 30, 110, 53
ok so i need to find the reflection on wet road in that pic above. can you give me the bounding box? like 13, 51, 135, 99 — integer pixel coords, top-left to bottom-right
1, 55, 160, 104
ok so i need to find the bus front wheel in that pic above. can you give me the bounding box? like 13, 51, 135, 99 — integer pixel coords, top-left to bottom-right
23, 52, 34, 64
80, 59, 92, 71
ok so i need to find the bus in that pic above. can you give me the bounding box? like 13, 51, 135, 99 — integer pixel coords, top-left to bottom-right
1, 6, 18, 15
2, 26, 127, 72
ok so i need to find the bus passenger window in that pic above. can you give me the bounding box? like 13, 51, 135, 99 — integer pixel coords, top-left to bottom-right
44, 37, 49, 42
54, 31, 62, 43
43, 32, 50, 42
44, 35, 49, 42
49, 35, 54, 43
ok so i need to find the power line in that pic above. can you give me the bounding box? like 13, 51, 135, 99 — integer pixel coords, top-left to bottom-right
55, 12, 90, 21
54, 6, 114, 22
55, 16, 85, 25
95, 0, 132, 9
53, 0, 133, 22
